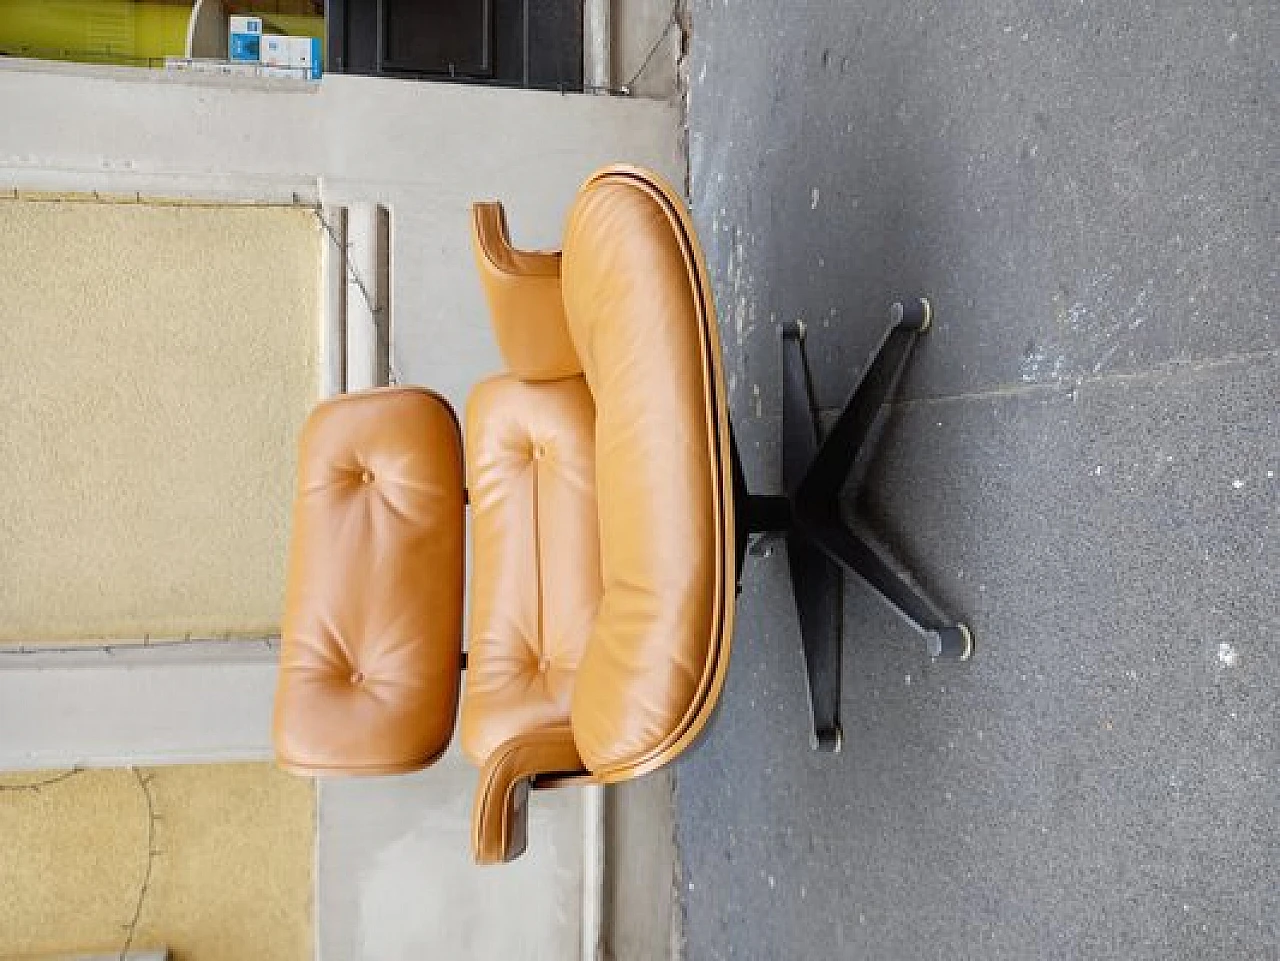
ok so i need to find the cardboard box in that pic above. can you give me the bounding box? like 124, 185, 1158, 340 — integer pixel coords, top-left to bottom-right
228, 15, 262, 62
260, 34, 323, 80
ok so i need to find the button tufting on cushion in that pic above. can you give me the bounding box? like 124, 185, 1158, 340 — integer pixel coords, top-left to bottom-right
460, 373, 601, 766
274, 388, 466, 777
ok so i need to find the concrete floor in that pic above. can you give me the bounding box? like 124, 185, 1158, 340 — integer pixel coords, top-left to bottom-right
675, 2, 1277, 960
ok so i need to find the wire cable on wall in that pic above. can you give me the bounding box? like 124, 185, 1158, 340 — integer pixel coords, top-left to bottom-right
312, 203, 401, 387
117, 767, 162, 961
581, 0, 682, 96
0, 767, 84, 792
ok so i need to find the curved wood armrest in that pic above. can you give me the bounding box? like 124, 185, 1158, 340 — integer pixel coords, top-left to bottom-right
472, 725, 588, 864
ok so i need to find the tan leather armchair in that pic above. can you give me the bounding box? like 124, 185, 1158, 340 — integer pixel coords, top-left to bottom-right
274, 165, 971, 865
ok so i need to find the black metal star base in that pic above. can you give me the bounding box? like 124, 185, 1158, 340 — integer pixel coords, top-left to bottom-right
732, 298, 973, 752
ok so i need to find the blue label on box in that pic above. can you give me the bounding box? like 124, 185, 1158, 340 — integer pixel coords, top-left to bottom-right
229, 33, 260, 62
309, 37, 323, 79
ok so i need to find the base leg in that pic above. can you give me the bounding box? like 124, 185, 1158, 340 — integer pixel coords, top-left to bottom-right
806, 519, 974, 661
798, 300, 929, 506
781, 321, 822, 498
787, 532, 844, 751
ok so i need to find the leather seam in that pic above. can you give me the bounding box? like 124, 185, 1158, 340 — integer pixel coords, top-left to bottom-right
531, 446, 545, 674
277, 743, 450, 776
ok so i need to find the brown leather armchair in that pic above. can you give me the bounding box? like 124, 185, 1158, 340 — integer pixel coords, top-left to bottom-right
274, 165, 971, 864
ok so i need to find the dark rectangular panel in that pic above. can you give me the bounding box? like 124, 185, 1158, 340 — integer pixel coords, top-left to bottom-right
327, 0, 582, 89
526, 0, 582, 89
379, 0, 492, 76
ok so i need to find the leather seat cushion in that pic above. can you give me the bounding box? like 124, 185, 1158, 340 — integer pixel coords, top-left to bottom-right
460, 374, 602, 765
274, 388, 465, 775
560, 169, 735, 779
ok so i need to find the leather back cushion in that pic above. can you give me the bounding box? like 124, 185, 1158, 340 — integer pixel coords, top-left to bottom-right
460, 374, 602, 764
561, 172, 733, 778
274, 389, 465, 775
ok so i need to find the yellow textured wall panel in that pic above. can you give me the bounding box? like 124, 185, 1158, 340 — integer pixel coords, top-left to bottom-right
0, 763, 313, 960
0, 198, 321, 642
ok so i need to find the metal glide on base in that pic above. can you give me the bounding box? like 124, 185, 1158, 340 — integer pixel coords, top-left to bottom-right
732, 298, 974, 753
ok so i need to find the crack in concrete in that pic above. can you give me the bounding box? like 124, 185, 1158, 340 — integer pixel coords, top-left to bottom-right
888, 346, 1280, 411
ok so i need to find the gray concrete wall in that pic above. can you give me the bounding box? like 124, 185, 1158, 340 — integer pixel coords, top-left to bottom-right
677, 2, 1277, 959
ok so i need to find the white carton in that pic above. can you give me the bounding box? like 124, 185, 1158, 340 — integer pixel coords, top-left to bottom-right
260, 35, 323, 80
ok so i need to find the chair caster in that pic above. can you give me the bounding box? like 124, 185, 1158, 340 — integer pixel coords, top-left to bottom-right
812, 725, 843, 753
930, 623, 974, 660
891, 297, 932, 333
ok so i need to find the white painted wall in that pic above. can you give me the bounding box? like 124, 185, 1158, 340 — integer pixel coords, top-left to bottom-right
0, 60, 684, 961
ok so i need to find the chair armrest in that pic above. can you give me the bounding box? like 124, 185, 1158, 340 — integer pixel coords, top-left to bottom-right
472, 202, 582, 382
471, 725, 587, 864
